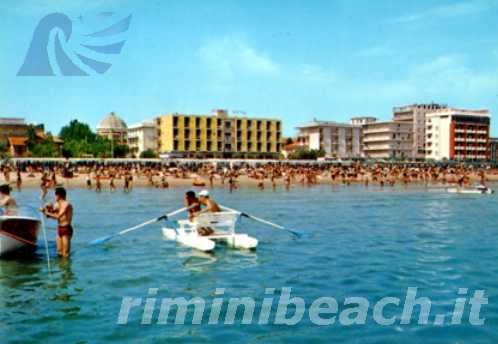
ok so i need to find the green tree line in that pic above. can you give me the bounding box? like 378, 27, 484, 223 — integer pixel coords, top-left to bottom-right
25, 119, 129, 158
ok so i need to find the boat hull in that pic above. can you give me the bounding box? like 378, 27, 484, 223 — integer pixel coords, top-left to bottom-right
162, 228, 258, 252
447, 188, 493, 194
210, 233, 258, 250
163, 228, 216, 252
0, 217, 40, 257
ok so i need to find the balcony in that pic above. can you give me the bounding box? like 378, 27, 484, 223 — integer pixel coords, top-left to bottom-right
363, 135, 393, 143
364, 144, 393, 150
363, 128, 390, 135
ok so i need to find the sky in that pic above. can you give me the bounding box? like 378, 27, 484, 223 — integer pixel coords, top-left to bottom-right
1, 0, 498, 137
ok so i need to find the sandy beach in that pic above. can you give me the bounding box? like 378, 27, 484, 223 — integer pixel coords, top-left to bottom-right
4, 170, 498, 190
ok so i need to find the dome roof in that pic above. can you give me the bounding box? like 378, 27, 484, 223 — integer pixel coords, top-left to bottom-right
97, 112, 127, 131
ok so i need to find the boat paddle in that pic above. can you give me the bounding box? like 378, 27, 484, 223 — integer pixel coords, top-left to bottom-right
220, 205, 302, 238
89, 206, 187, 245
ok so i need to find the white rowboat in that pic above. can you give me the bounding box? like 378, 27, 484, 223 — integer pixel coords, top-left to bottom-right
162, 211, 258, 252
447, 185, 494, 194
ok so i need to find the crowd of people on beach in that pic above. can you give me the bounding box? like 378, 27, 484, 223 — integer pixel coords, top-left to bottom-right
0, 160, 496, 195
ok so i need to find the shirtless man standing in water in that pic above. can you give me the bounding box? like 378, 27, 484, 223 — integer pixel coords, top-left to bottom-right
42, 187, 73, 257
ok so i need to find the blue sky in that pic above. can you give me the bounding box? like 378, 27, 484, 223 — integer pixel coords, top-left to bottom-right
1, 0, 498, 136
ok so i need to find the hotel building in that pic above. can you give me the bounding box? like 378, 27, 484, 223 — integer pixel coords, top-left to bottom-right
350, 116, 377, 126
296, 119, 362, 159
393, 103, 447, 159
127, 121, 158, 157
490, 138, 498, 162
425, 108, 490, 161
362, 121, 413, 159
156, 109, 282, 158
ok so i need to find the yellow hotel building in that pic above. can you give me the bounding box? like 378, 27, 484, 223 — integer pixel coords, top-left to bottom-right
156, 109, 282, 158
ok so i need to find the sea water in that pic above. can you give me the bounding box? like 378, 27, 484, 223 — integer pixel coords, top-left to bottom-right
1, 184, 498, 343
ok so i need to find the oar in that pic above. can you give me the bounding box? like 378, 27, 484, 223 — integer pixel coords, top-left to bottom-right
39, 202, 52, 275
220, 205, 301, 238
89, 207, 187, 245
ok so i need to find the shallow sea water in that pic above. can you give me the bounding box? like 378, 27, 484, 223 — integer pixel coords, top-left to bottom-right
1, 184, 498, 343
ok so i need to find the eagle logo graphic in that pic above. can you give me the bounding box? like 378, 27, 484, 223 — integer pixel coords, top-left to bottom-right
18, 12, 132, 76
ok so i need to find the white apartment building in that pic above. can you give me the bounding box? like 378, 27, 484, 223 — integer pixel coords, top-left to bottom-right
127, 120, 158, 157
296, 119, 362, 159
350, 116, 377, 126
393, 103, 447, 159
362, 121, 413, 159
425, 108, 490, 161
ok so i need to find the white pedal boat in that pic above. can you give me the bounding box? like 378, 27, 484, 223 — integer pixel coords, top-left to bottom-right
162, 211, 258, 252
447, 185, 494, 194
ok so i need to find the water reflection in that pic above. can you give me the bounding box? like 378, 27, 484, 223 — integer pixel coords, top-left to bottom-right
177, 247, 259, 272
0, 257, 42, 289
180, 250, 218, 271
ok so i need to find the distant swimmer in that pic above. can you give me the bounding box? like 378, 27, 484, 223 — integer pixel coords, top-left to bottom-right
16, 170, 22, 191
284, 173, 291, 191
109, 174, 116, 192
86, 174, 92, 189
123, 174, 130, 192
95, 174, 102, 193
161, 174, 169, 188
41, 187, 73, 257
40, 171, 49, 199
209, 172, 215, 188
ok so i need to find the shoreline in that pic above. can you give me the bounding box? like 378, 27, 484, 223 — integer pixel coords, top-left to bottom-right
4, 172, 498, 190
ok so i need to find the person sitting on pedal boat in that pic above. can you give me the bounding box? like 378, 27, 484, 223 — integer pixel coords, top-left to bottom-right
196, 190, 221, 236
184, 190, 201, 221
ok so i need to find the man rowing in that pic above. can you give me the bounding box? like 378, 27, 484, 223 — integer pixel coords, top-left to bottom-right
195, 190, 220, 236
184, 190, 201, 221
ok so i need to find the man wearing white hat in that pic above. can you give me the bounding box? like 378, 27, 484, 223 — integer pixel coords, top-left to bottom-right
197, 190, 221, 214
196, 190, 221, 236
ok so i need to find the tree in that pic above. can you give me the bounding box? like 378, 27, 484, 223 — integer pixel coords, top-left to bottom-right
0, 142, 9, 159
59, 119, 96, 142
25, 124, 61, 157
113, 144, 130, 158
288, 148, 325, 160
140, 149, 158, 158
30, 140, 60, 157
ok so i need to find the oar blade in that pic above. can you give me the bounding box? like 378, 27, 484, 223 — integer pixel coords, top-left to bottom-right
89, 236, 112, 245
288, 230, 302, 239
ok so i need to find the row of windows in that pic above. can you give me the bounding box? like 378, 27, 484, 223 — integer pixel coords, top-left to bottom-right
172, 129, 281, 141
169, 116, 281, 131
172, 141, 281, 152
